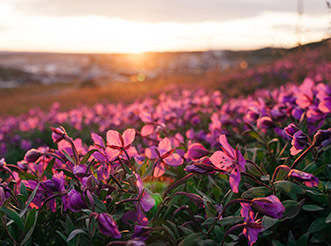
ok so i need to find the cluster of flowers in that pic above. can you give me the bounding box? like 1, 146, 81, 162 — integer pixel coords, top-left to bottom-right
0, 76, 330, 245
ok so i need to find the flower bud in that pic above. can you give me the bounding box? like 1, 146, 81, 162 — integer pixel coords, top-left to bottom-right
312, 129, 331, 147
257, 116, 275, 130
95, 213, 121, 238
186, 143, 209, 160
131, 225, 152, 241
184, 157, 216, 175
24, 149, 41, 163
288, 169, 319, 187
251, 195, 285, 218
68, 189, 88, 212
50, 126, 66, 143
284, 124, 300, 138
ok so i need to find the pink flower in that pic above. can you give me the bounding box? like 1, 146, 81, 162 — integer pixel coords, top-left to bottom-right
288, 169, 319, 187
145, 138, 183, 177
210, 135, 246, 193
134, 174, 155, 225
241, 203, 263, 246
186, 143, 209, 161
106, 128, 136, 160
251, 195, 285, 218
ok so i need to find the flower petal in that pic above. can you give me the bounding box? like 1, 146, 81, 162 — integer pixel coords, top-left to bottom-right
209, 151, 233, 171
106, 130, 122, 147
164, 153, 183, 166
229, 167, 241, 193
140, 191, 155, 212
158, 138, 172, 156
123, 128, 136, 147
219, 135, 235, 159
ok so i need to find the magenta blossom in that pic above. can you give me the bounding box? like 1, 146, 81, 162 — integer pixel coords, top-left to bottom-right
106, 128, 136, 160
210, 135, 246, 193
145, 137, 183, 177
284, 124, 308, 155
241, 203, 263, 246
184, 157, 217, 175
186, 143, 210, 161
251, 195, 285, 219
135, 174, 155, 212
68, 189, 88, 212
288, 169, 319, 187
134, 174, 155, 225
290, 130, 307, 155
95, 213, 121, 238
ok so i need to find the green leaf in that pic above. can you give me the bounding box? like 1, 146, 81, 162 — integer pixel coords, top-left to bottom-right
274, 181, 305, 194
80, 149, 97, 165
296, 233, 309, 246
308, 217, 328, 233
56, 230, 68, 244
24, 209, 37, 231
62, 149, 76, 165
21, 210, 38, 245
326, 212, 331, 223
202, 217, 216, 226
271, 240, 285, 246
162, 224, 176, 243
152, 193, 163, 206
243, 130, 263, 142
67, 229, 87, 242
280, 199, 305, 221
218, 216, 244, 226
214, 226, 224, 243
93, 197, 106, 213
241, 186, 271, 199
43, 158, 55, 178
179, 233, 205, 246
20, 183, 40, 217
262, 216, 278, 231
302, 205, 324, 212
19, 172, 37, 180
204, 199, 217, 218
166, 220, 179, 238
178, 226, 194, 236
56, 169, 78, 181
20, 182, 28, 198
0, 207, 24, 230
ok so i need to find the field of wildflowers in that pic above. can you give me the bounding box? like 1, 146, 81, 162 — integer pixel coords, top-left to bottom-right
0, 52, 331, 245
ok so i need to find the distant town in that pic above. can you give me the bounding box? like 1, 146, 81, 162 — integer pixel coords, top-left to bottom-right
0, 48, 281, 88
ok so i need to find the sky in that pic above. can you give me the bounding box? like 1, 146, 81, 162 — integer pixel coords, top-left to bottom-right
0, 0, 330, 53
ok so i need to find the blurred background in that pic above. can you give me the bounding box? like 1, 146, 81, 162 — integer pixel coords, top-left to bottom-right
0, 0, 330, 115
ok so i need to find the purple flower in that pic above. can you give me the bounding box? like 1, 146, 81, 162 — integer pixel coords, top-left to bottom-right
135, 174, 155, 212
145, 138, 183, 177
251, 195, 285, 218
43, 171, 65, 192
186, 143, 209, 161
284, 124, 300, 138
288, 169, 319, 187
290, 130, 307, 155
95, 213, 121, 238
50, 126, 67, 143
0, 185, 11, 206
241, 203, 263, 246
210, 135, 246, 193
24, 148, 42, 163
132, 225, 152, 241
312, 128, 331, 147
68, 189, 88, 212
296, 77, 314, 109
184, 157, 216, 175
257, 116, 275, 131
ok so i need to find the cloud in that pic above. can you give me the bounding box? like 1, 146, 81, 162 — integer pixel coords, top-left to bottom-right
12, 0, 329, 23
